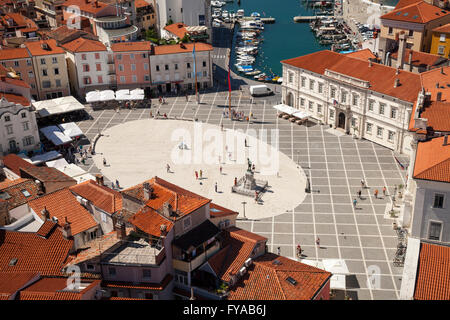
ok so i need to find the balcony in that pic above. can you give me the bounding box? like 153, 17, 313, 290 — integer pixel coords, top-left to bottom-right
107, 65, 115, 75
172, 241, 220, 273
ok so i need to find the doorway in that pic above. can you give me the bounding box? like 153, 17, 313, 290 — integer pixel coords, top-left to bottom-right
338, 112, 346, 129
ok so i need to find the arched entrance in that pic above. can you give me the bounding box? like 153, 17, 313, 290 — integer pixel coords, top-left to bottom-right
286, 92, 294, 107
338, 112, 346, 129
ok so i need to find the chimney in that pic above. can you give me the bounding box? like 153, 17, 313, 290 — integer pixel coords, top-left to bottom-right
160, 224, 167, 237
162, 202, 172, 218
396, 67, 400, 75
396, 33, 407, 70
368, 59, 373, 67
437, 92, 442, 101
95, 0, 99, 7
441, 67, 445, 75
436, 82, 440, 88
143, 182, 153, 200
444, 135, 448, 146
115, 221, 126, 239
394, 78, 400, 88
62, 217, 72, 239
41, 206, 50, 220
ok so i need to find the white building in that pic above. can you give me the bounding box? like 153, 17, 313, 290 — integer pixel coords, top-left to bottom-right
156, 0, 212, 42
0, 98, 40, 155
281, 50, 423, 154
62, 38, 114, 98
150, 42, 213, 94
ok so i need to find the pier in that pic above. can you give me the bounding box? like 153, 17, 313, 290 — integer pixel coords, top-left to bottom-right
293, 15, 327, 23
239, 16, 276, 23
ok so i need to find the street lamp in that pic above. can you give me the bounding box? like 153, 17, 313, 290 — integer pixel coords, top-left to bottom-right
305, 172, 311, 193
242, 201, 247, 220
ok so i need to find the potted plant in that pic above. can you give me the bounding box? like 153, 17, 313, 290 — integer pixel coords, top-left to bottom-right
398, 184, 404, 198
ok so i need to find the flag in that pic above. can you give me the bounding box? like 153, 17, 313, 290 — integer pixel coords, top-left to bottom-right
333, 99, 338, 105
394, 156, 405, 170
192, 42, 196, 80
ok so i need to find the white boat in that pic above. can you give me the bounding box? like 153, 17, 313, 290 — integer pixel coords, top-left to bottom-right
222, 10, 229, 18
237, 9, 245, 18
250, 12, 260, 17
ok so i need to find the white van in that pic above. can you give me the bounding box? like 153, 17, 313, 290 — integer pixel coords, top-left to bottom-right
249, 85, 273, 97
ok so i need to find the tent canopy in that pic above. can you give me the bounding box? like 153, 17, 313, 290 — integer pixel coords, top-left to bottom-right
58, 122, 83, 138
322, 259, 350, 274
33, 96, 85, 118
46, 158, 70, 168
40, 126, 72, 146
273, 104, 311, 119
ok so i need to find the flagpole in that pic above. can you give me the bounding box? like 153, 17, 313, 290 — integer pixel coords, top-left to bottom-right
228, 66, 231, 121
193, 41, 199, 104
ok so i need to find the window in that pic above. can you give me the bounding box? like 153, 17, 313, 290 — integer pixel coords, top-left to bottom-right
21, 189, 31, 197
388, 130, 395, 141
428, 222, 442, 241
301, 77, 306, 87
23, 136, 34, 146
187, 72, 192, 79
21, 112, 26, 118
352, 94, 358, 106
288, 72, 293, 83
377, 126, 383, 137
330, 87, 336, 98
142, 269, 151, 279
28, 71, 34, 78
117, 54, 122, 60
83, 64, 89, 72
27, 59, 32, 66
368, 99, 374, 111
144, 75, 150, 81
309, 79, 314, 90
95, 53, 100, 59
89, 231, 96, 240
366, 122, 372, 133
130, 54, 135, 59
14, 61, 19, 67
6, 125, 13, 135
438, 45, 445, 55
83, 77, 91, 85
203, 71, 207, 77
142, 53, 147, 58
118, 64, 124, 72
54, 68, 59, 75
433, 194, 444, 208
22, 122, 29, 131
174, 63, 178, 70
308, 101, 313, 111
96, 63, 101, 71
379, 103, 385, 115
164, 64, 168, 71
55, 79, 61, 87
318, 83, 323, 93
120, 76, 125, 83
351, 117, 356, 127
317, 104, 322, 114
390, 107, 397, 119
440, 33, 446, 42
131, 64, 136, 71
42, 69, 48, 76
86, 264, 94, 270
98, 75, 103, 83
144, 63, 148, 70
156, 65, 160, 71
300, 98, 305, 107
4, 115, 10, 122
101, 212, 107, 222
202, 61, 206, 67
40, 58, 46, 65
186, 62, 191, 69
183, 216, 191, 230
81, 54, 87, 60
408, 29, 413, 37
132, 75, 137, 82
341, 90, 347, 103
108, 267, 116, 276
52, 57, 57, 64
42, 80, 51, 88
388, 27, 393, 34
329, 109, 334, 119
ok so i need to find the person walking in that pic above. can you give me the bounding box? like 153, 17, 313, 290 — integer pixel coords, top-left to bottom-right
353, 198, 357, 208
103, 158, 107, 166
186, 94, 188, 102
316, 237, 320, 247
245, 139, 247, 147
219, 166, 223, 175
254, 191, 258, 203
277, 247, 281, 255
166, 164, 170, 173
297, 244, 302, 257
360, 179, 365, 188
374, 189, 379, 199
234, 177, 237, 186
199, 170, 203, 179
215, 182, 218, 193
357, 189, 362, 199
195, 171, 198, 180
382, 186, 387, 196
116, 179, 120, 189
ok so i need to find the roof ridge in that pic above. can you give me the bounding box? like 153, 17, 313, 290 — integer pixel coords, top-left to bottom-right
415, 157, 450, 178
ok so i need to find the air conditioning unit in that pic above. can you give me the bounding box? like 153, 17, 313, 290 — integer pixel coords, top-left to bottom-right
76, 196, 82, 203
244, 258, 252, 267
239, 267, 246, 276
81, 198, 88, 206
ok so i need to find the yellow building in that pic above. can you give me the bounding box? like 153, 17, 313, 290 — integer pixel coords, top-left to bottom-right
430, 23, 450, 57
378, 1, 450, 62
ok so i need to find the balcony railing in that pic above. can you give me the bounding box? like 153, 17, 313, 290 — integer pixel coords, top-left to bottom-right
172, 241, 220, 273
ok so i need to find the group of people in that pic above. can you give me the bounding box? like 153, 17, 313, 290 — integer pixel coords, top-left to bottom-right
353, 181, 390, 208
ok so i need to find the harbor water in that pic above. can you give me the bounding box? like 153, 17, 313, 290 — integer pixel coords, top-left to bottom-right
225, 0, 399, 78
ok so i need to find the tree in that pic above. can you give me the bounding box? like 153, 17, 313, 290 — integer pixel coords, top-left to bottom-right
166, 19, 174, 26
181, 34, 190, 43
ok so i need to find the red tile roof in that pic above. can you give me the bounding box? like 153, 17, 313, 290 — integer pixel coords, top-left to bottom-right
0, 223, 73, 276
2, 154, 35, 176
391, 49, 447, 68
227, 253, 331, 300
209, 202, 238, 218
45, 26, 98, 44
24, 39, 65, 56
154, 42, 213, 55
102, 274, 173, 291
0, 93, 31, 106
61, 0, 110, 14
0, 272, 38, 300
0, 48, 30, 60
433, 23, 450, 34
415, 101, 450, 132
344, 49, 377, 61
0, 178, 39, 209
381, 1, 449, 24
414, 242, 450, 300
2, 77, 31, 89
123, 176, 211, 219
36, 220, 59, 238
413, 136, 450, 183
395, 0, 422, 9
420, 65, 450, 101
28, 188, 98, 235
70, 180, 122, 214
164, 23, 188, 39
129, 206, 174, 238
21, 166, 76, 183
111, 41, 152, 52
208, 227, 266, 282
61, 37, 107, 53
283, 50, 422, 103
134, 0, 153, 8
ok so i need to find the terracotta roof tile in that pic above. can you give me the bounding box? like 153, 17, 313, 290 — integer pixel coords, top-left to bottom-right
420, 65, 450, 101
344, 49, 377, 61
61, 37, 107, 53
0, 48, 30, 60
102, 274, 173, 291
164, 23, 188, 39
61, 0, 110, 14
0, 178, 39, 209
24, 39, 65, 56
0, 272, 38, 300
433, 23, 450, 33
391, 49, 447, 68
209, 202, 238, 218
282, 50, 422, 103
381, 1, 449, 24
2, 154, 35, 176
129, 206, 174, 238
111, 41, 152, 52
227, 253, 331, 300
21, 166, 76, 183
70, 180, 122, 214
154, 42, 213, 55
414, 242, 450, 300
36, 220, 58, 238
0, 223, 73, 276
28, 188, 98, 235
134, 0, 153, 9
0, 93, 31, 106
413, 136, 450, 183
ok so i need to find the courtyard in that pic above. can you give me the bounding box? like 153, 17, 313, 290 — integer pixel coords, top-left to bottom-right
75, 88, 409, 300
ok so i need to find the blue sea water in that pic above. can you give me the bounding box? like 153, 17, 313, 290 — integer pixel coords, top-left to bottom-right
225, 0, 399, 77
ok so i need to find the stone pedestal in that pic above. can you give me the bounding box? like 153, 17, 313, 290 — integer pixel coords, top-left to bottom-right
243, 171, 256, 190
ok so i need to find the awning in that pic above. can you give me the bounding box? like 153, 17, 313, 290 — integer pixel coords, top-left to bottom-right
58, 122, 83, 138
292, 110, 310, 119
40, 126, 73, 146
273, 104, 298, 115
172, 220, 220, 252
46, 158, 70, 168
32, 96, 85, 118
28, 151, 62, 165
330, 274, 346, 290
115, 88, 144, 101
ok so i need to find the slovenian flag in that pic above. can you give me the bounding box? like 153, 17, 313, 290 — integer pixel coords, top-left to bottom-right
394, 156, 405, 170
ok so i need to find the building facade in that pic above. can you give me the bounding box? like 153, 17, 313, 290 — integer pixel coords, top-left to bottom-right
430, 23, 450, 57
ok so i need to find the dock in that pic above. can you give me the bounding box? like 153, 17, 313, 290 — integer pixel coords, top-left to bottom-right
293, 16, 327, 23
239, 16, 276, 24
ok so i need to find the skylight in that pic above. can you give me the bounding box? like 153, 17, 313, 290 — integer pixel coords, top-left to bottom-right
396, 12, 402, 15
21, 189, 31, 197
272, 259, 282, 265
286, 277, 297, 286
412, 15, 418, 19
9, 258, 18, 266
403, 13, 409, 17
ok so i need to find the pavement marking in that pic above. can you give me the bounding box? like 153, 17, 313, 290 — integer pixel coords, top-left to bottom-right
85, 109, 106, 134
